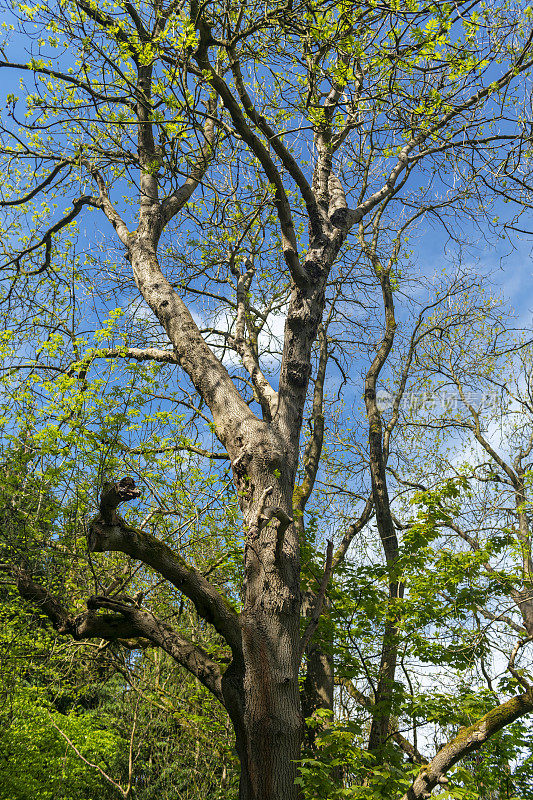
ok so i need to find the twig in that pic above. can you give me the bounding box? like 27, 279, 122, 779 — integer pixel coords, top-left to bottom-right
49, 716, 127, 797
508, 636, 533, 690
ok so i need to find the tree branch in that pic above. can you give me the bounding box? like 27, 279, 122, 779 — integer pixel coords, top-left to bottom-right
2, 195, 98, 274
293, 324, 328, 517
0, 61, 132, 105
88, 595, 224, 701
338, 678, 427, 764
332, 496, 374, 570
399, 687, 533, 800
5, 562, 225, 701
229, 258, 278, 420
193, 40, 307, 287
101, 347, 179, 365
226, 46, 323, 237
88, 479, 241, 652
4, 563, 143, 640
0, 160, 71, 206
161, 94, 217, 226
334, 36, 533, 236
49, 717, 130, 798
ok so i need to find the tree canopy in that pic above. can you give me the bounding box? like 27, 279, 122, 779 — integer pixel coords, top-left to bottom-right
2, 1, 533, 798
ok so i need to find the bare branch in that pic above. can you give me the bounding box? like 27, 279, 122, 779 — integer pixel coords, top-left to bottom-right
88, 479, 241, 652
0, 160, 71, 206
0, 61, 132, 105
226, 47, 323, 237
161, 94, 217, 226
5, 562, 225, 700
229, 259, 278, 419
338, 679, 427, 764
109, 436, 228, 461
88, 595, 224, 701
100, 347, 178, 365
508, 637, 533, 691
332, 496, 373, 570
193, 40, 307, 287
293, 324, 328, 517
89, 168, 131, 244
49, 717, 129, 798
336, 37, 533, 235
2, 195, 97, 274
3, 563, 143, 640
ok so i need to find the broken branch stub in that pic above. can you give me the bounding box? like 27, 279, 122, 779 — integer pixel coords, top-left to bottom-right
99, 477, 142, 524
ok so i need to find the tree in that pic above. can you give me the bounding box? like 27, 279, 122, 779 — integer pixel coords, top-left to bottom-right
2, 1, 533, 798
379, 298, 533, 799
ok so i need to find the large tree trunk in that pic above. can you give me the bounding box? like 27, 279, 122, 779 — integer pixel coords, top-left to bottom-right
100, 163, 342, 800
229, 429, 304, 799
300, 597, 345, 792
301, 638, 334, 747
225, 618, 302, 800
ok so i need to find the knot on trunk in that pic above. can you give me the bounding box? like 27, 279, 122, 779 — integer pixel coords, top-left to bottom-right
330, 207, 346, 227
286, 360, 311, 387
